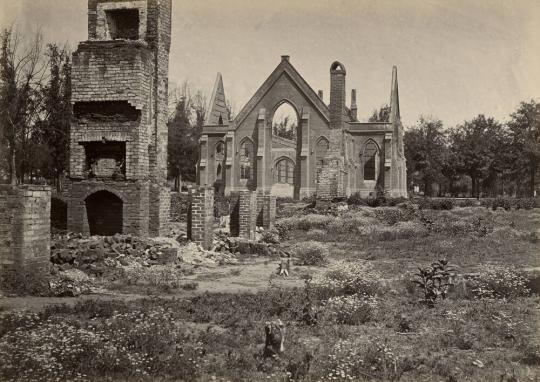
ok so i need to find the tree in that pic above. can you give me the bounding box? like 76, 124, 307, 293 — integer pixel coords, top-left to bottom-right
507, 100, 540, 197
450, 115, 503, 198
272, 115, 297, 141
167, 81, 207, 189
368, 104, 390, 122
404, 117, 447, 196
33, 44, 71, 191
0, 27, 48, 184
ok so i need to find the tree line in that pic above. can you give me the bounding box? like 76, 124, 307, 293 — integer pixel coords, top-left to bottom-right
403, 103, 539, 198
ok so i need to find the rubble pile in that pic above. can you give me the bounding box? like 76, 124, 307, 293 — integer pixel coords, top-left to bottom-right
51, 232, 179, 275
212, 231, 283, 257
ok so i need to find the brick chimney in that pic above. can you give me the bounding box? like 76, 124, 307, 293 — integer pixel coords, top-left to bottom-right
350, 89, 357, 121
329, 61, 346, 129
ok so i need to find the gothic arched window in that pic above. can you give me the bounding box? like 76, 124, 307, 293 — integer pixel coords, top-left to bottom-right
239, 138, 254, 180
363, 141, 379, 181
275, 158, 294, 185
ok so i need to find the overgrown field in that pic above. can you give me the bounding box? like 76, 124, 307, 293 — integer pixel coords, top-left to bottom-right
1, 204, 539, 381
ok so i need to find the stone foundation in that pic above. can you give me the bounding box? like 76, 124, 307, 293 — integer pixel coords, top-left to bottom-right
0, 185, 51, 289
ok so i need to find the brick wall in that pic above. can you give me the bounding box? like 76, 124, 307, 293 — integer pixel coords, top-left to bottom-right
0, 185, 51, 289
187, 187, 214, 250
238, 191, 256, 239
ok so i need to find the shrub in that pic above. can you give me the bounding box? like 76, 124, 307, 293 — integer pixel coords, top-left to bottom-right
347, 192, 368, 206
292, 241, 329, 266
470, 265, 531, 299
309, 260, 383, 300
374, 207, 415, 225
412, 260, 456, 306
455, 199, 477, 207
417, 198, 454, 210
324, 294, 379, 324
260, 228, 280, 244
317, 338, 402, 382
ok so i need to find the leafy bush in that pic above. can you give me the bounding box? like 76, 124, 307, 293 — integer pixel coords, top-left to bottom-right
417, 198, 454, 210
374, 207, 415, 225
317, 338, 402, 382
347, 193, 407, 207
470, 265, 531, 299
412, 260, 456, 305
292, 241, 329, 266
324, 294, 379, 324
309, 260, 383, 300
260, 228, 280, 244
480, 197, 537, 211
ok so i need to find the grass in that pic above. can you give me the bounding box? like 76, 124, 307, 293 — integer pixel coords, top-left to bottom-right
1, 205, 539, 381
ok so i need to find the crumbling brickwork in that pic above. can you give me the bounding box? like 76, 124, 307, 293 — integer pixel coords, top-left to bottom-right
187, 187, 214, 250
66, 0, 171, 237
0, 185, 51, 288
238, 191, 257, 239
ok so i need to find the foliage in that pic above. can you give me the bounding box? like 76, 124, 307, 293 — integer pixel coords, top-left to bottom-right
324, 294, 379, 325
404, 116, 448, 196
479, 197, 538, 211
34, 44, 71, 191
0, 28, 49, 184
413, 259, 456, 305
260, 228, 280, 244
272, 115, 297, 141
368, 104, 391, 123
417, 198, 454, 210
309, 260, 383, 300
291, 241, 329, 266
169, 191, 189, 222
507, 100, 540, 197
0, 307, 204, 382
470, 265, 531, 299
449, 115, 506, 198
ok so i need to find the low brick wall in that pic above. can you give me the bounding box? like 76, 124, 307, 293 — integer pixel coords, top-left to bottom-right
0, 185, 51, 289
187, 187, 214, 249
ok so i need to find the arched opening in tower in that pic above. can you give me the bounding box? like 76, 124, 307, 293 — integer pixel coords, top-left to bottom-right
85, 190, 123, 236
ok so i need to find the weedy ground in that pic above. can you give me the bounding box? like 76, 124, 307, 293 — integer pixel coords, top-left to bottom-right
0, 205, 539, 381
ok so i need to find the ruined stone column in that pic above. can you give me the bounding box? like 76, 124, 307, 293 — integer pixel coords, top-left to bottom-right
0, 185, 51, 290
187, 187, 214, 250
238, 191, 257, 239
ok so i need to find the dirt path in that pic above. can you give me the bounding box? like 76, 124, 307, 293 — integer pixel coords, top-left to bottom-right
0, 258, 316, 312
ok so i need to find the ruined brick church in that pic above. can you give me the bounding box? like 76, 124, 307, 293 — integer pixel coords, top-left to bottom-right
63, 0, 171, 237
198, 57, 407, 199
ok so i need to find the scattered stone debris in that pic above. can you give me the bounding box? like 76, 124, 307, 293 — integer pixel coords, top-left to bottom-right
51, 232, 179, 274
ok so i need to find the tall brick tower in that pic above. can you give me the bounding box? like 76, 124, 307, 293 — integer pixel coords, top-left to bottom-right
66, 0, 171, 237
317, 61, 348, 200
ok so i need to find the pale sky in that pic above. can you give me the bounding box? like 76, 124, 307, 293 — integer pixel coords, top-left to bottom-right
1, 0, 539, 127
